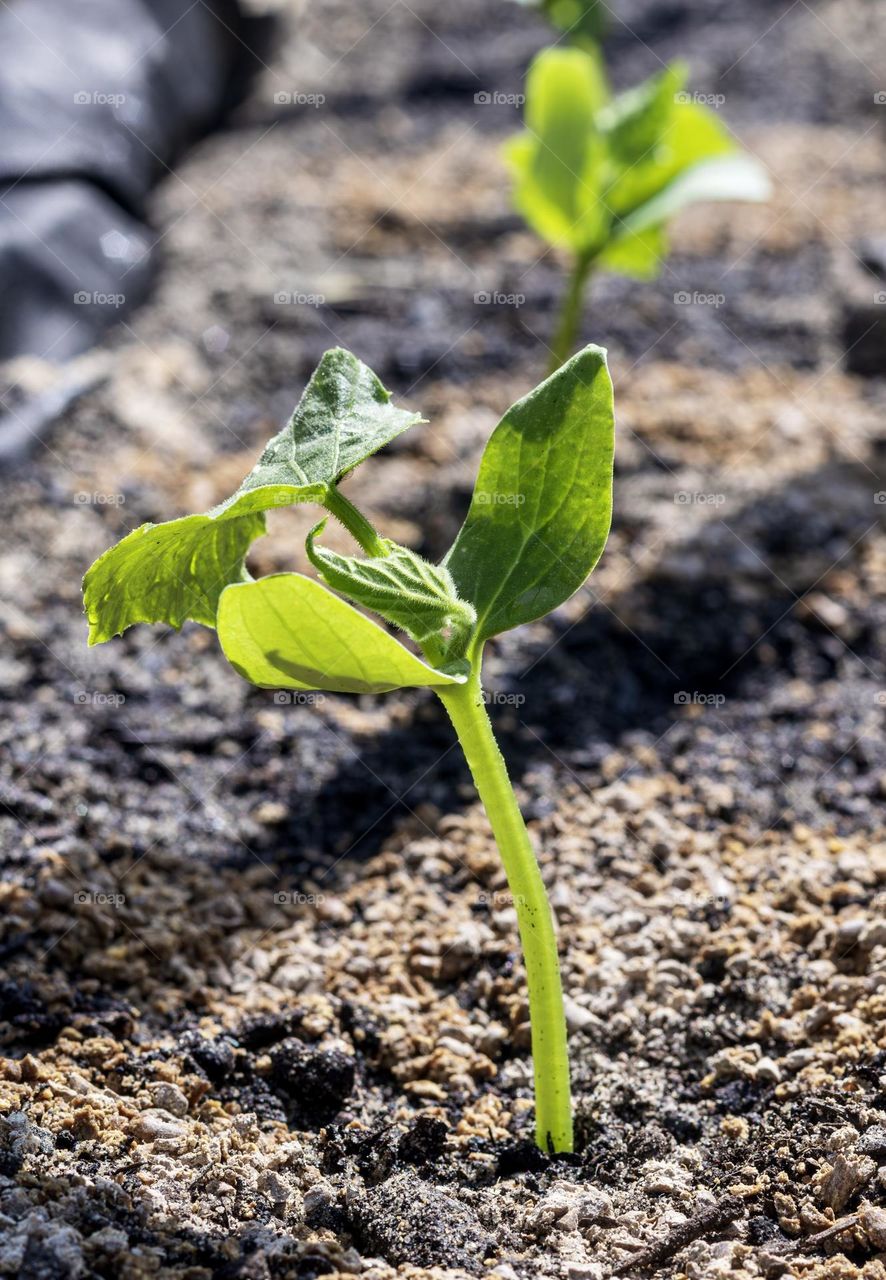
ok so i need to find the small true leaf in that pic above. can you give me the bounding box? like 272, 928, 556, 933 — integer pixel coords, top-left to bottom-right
444, 344, 614, 642
242, 346, 423, 489
306, 520, 476, 666
84, 349, 421, 644
217, 573, 468, 695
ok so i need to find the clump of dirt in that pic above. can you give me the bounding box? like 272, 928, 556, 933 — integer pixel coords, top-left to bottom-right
2, 0, 886, 1276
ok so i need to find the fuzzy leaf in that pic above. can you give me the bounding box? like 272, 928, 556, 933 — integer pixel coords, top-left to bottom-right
306, 521, 476, 666
83, 485, 324, 643
84, 349, 421, 644
218, 573, 468, 695
445, 345, 614, 642
242, 346, 423, 490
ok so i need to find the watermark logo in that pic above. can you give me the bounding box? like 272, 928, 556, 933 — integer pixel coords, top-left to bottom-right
674, 691, 726, 707
273, 90, 325, 107
482, 690, 525, 708
273, 890, 327, 905
474, 290, 525, 307
273, 691, 326, 706
273, 291, 325, 307
74, 691, 126, 707
74, 491, 125, 506
75, 890, 126, 907
474, 91, 525, 107
876, 691, 886, 706
674, 290, 726, 308
874, 92, 886, 105
874, 291, 886, 305
475, 490, 526, 507
674, 890, 731, 912
476, 890, 527, 909
74, 91, 126, 108
875, 492, 886, 505
74, 291, 125, 308
260, 490, 319, 509
674, 491, 726, 506
675, 90, 725, 108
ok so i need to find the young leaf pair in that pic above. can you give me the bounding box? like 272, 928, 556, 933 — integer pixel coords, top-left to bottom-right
83, 346, 616, 1153
507, 48, 771, 370
84, 346, 613, 696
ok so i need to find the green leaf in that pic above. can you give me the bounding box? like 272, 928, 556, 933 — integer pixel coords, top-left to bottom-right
217, 573, 468, 695
505, 46, 610, 254
444, 344, 614, 642
605, 98, 736, 223
306, 520, 476, 666
599, 63, 687, 168
240, 346, 422, 490
84, 349, 422, 644
82, 485, 325, 643
616, 153, 772, 237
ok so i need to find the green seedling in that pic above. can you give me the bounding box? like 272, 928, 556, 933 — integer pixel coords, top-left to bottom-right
83, 345, 615, 1153
507, 47, 771, 371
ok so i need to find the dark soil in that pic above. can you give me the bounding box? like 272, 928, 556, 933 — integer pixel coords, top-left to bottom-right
2, 1, 886, 1277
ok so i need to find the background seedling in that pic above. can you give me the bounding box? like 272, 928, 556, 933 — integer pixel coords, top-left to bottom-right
507, 47, 771, 371
83, 345, 615, 1153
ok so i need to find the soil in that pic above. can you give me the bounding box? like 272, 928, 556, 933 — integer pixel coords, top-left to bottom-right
3, 0, 886, 1277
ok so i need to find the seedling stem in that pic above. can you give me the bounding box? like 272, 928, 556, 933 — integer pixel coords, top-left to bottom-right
548, 251, 596, 375
323, 486, 388, 557
437, 665, 573, 1153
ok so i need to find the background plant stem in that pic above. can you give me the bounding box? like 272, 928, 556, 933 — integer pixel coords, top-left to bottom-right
437, 665, 573, 1153
547, 251, 596, 375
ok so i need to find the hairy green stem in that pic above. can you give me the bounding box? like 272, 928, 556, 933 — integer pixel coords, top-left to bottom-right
547, 251, 596, 375
324, 486, 388, 558
437, 665, 572, 1153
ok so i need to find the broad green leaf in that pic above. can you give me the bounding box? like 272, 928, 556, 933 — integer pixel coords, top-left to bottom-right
444, 345, 614, 642
306, 520, 476, 666
83, 484, 326, 643
604, 99, 737, 221
618, 154, 772, 237
505, 47, 610, 254
217, 573, 467, 695
84, 348, 422, 644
